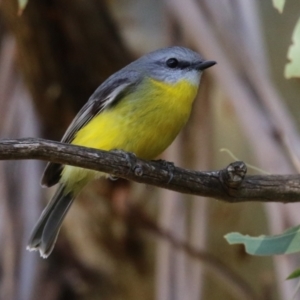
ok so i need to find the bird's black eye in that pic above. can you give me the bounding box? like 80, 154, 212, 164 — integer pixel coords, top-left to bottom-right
166, 58, 179, 68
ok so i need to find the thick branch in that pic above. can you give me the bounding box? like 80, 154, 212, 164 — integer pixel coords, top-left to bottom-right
0, 138, 299, 203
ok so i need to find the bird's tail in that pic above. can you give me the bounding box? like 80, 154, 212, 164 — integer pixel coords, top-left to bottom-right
27, 184, 74, 258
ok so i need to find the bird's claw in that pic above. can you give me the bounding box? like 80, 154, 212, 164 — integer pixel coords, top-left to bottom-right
110, 149, 142, 177
154, 159, 175, 183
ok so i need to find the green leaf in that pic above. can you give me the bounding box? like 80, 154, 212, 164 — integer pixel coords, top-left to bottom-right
224, 225, 300, 256
285, 17, 300, 78
272, 0, 285, 13
18, 0, 28, 15
287, 269, 300, 280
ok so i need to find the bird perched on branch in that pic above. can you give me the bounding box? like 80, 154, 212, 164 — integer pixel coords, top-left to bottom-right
27, 46, 216, 258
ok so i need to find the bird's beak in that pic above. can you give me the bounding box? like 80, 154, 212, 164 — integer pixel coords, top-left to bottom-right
195, 60, 216, 71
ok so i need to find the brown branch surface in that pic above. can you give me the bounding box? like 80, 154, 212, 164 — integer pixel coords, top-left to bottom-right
0, 138, 300, 203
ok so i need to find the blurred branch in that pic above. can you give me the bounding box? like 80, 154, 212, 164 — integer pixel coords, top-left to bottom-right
1, 138, 300, 203
129, 205, 259, 300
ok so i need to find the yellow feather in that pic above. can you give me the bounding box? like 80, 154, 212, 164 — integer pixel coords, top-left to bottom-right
61, 78, 198, 193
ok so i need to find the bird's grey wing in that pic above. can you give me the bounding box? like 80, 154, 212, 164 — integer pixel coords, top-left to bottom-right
41, 73, 140, 187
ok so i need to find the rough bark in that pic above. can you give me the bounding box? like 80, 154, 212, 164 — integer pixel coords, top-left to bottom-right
1, 138, 300, 204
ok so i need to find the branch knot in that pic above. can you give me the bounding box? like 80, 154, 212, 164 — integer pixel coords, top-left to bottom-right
220, 161, 247, 191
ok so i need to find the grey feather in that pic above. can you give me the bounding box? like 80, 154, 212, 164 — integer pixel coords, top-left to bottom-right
27, 185, 73, 258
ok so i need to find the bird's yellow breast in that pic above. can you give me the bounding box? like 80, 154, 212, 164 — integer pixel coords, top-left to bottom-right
73, 78, 198, 158
61, 78, 198, 191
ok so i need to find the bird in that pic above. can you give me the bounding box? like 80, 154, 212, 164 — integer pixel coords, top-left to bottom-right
27, 46, 216, 258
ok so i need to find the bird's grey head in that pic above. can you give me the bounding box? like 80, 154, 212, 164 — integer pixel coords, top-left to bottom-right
128, 46, 216, 85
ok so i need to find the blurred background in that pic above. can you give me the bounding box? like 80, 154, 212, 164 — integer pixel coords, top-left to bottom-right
0, 0, 300, 299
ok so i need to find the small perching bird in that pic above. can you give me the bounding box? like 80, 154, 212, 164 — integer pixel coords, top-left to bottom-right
27, 46, 216, 258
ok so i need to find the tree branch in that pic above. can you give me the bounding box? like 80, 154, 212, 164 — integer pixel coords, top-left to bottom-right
129, 204, 259, 300
0, 138, 299, 203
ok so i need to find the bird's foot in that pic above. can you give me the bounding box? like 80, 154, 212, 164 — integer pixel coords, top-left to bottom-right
110, 149, 140, 178
108, 174, 119, 181
153, 159, 175, 183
